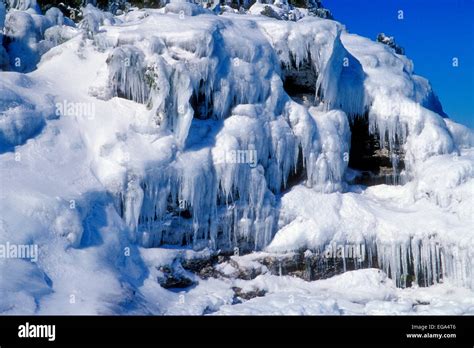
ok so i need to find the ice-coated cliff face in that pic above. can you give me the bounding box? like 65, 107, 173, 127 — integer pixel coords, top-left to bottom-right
86, 9, 363, 251
0, 2, 472, 314
87, 6, 456, 253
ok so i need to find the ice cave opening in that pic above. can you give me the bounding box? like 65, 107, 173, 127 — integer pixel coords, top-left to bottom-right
190, 78, 213, 120
348, 114, 405, 186
281, 55, 318, 105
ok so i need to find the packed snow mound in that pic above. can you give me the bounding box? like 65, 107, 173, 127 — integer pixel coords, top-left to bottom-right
215, 269, 474, 315
444, 118, 474, 149
0, 72, 57, 151
1, 5, 77, 72
0, 5, 472, 314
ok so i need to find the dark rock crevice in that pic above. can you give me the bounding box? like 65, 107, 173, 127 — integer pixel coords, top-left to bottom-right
281, 53, 318, 103
348, 115, 405, 186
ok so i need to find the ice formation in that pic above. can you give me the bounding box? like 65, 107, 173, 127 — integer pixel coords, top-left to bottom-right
0, 2, 472, 314
91, 10, 371, 252
0, 73, 57, 151
1, 3, 78, 72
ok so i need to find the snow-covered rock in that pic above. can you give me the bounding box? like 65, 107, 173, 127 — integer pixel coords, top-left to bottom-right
0, 72, 57, 151
0, 4, 472, 314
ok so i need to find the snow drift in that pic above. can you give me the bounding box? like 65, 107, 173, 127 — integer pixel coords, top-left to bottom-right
0, 2, 472, 314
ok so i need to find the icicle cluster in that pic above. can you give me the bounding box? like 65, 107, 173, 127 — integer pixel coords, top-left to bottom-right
102, 15, 359, 250
120, 100, 339, 251
85, 9, 467, 287
106, 45, 150, 103
341, 32, 457, 181
374, 237, 473, 289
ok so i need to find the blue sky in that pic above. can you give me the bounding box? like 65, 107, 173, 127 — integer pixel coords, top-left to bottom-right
325, 0, 474, 128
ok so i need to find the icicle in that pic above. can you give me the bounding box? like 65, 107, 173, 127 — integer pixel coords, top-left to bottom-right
123, 174, 144, 241
107, 45, 150, 104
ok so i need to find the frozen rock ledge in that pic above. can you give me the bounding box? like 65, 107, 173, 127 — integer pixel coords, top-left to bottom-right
0, 2, 472, 314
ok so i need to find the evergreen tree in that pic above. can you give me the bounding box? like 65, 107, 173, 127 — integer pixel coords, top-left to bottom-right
376, 33, 405, 55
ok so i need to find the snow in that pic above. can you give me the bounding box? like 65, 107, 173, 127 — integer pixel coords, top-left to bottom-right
164, 0, 212, 17
44, 7, 64, 26
6, 0, 40, 12
2, 6, 77, 72
268, 169, 473, 288
0, 4, 472, 315
248, 3, 305, 21
215, 269, 474, 315
444, 118, 474, 149
0, 72, 57, 151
